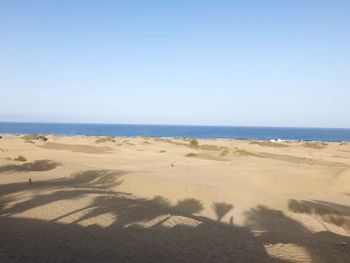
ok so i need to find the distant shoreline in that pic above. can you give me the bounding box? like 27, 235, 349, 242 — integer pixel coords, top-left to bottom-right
1, 122, 350, 142
1, 133, 349, 143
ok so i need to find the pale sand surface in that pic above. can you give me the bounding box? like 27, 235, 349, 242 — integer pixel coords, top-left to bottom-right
1, 135, 350, 262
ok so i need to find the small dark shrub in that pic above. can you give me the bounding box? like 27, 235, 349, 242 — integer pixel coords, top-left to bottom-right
14, 155, 27, 162
95, 137, 115, 143
21, 135, 47, 142
189, 139, 199, 148
220, 148, 230, 156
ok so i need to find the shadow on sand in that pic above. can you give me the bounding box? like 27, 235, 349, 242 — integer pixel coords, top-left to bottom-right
245, 205, 350, 262
288, 199, 350, 231
0, 160, 61, 173
0, 169, 350, 262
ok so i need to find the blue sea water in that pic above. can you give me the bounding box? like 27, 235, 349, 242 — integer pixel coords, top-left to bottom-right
0, 122, 350, 142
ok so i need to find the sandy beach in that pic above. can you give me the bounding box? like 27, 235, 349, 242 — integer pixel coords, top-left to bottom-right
0, 134, 349, 262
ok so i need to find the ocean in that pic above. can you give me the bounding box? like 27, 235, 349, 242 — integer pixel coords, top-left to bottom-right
0, 122, 349, 142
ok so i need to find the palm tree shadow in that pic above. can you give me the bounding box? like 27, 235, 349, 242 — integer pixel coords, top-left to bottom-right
2, 170, 350, 262
0, 169, 128, 217
0, 196, 281, 263
0, 169, 286, 262
173, 198, 204, 215
212, 202, 234, 222
245, 205, 350, 263
0, 160, 61, 173
288, 199, 350, 231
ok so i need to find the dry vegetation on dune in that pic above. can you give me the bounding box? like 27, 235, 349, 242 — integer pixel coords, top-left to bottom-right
95, 136, 115, 144
122, 140, 136, 146
249, 140, 289, 148
21, 135, 48, 142
154, 137, 198, 148
189, 138, 199, 148
156, 137, 229, 154
302, 142, 328, 149
199, 144, 227, 151
220, 148, 230, 156
14, 155, 27, 162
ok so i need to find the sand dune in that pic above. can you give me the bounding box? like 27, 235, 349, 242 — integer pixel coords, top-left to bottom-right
249, 140, 289, 148
39, 142, 113, 154
0, 135, 350, 262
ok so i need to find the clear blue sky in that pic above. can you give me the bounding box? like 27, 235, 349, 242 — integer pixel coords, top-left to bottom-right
1, 0, 349, 128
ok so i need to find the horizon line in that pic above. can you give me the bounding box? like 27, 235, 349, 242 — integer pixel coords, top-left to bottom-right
0, 120, 349, 130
